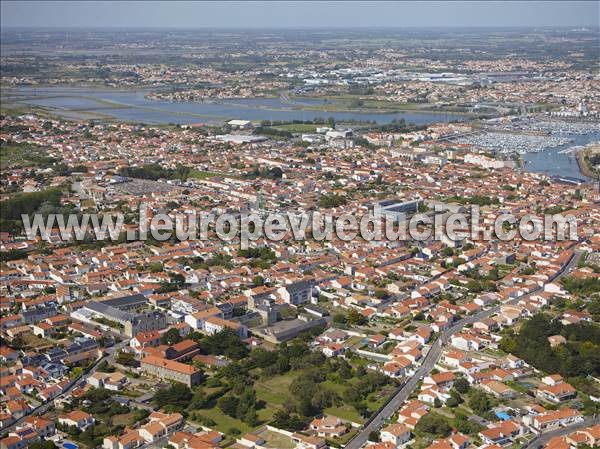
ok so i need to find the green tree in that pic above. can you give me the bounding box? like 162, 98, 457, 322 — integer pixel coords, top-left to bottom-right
347, 309, 367, 326
468, 390, 495, 415
333, 313, 347, 325
252, 275, 265, 287
217, 395, 240, 417
454, 378, 470, 394
415, 412, 451, 437
161, 328, 183, 346
153, 383, 193, 412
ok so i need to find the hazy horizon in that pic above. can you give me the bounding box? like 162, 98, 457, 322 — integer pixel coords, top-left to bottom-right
2, 1, 599, 29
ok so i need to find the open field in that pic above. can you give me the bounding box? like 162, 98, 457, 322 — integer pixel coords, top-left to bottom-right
254, 371, 298, 406
0, 143, 55, 170
195, 408, 254, 435
254, 429, 296, 449
111, 411, 138, 427
189, 169, 235, 180
21, 333, 55, 350
271, 123, 319, 133
293, 94, 476, 115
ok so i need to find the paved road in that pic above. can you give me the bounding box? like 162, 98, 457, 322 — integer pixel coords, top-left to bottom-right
521, 416, 600, 449
2, 340, 127, 435
345, 249, 582, 449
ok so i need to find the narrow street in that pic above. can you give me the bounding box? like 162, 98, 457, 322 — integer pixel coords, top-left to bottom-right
344, 250, 583, 449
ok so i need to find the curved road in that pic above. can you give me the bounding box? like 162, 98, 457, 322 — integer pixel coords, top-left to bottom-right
345, 250, 583, 449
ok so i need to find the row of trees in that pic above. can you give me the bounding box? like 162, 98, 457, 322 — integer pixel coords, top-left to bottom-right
444, 194, 500, 207
242, 165, 284, 180
118, 164, 191, 181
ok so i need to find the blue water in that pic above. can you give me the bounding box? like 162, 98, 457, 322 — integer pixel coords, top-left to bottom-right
63, 442, 78, 449
9, 86, 599, 180
495, 411, 511, 421
523, 132, 600, 180
9, 87, 464, 126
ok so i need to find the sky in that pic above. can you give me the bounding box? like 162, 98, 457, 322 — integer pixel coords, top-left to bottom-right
1, 1, 598, 29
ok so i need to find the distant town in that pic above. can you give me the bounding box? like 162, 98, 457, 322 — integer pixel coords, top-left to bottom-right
0, 22, 599, 449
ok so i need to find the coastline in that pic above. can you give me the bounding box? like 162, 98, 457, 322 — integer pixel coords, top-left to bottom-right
575, 143, 600, 180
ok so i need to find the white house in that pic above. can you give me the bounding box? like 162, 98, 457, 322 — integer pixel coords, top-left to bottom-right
380, 423, 412, 446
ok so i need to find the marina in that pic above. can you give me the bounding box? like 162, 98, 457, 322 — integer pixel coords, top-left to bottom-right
523, 132, 600, 180
450, 117, 600, 180
5, 88, 599, 180
454, 131, 571, 154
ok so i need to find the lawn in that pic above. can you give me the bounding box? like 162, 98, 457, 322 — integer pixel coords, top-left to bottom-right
254, 372, 368, 425
118, 388, 143, 398
331, 428, 359, 446
455, 405, 474, 416
346, 336, 364, 346
80, 199, 96, 209
321, 379, 347, 396
251, 368, 396, 428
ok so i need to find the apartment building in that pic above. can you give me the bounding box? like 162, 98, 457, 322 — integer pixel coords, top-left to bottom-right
140, 356, 203, 387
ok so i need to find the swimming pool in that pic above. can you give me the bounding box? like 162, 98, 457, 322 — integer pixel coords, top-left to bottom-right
496, 411, 511, 421
63, 442, 78, 449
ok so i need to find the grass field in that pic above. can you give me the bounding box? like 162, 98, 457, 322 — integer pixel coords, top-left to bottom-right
506, 380, 534, 394
345, 336, 364, 346
0, 143, 54, 170
0, 101, 56, 119
195, 408, 253, 435
320, 380, 347, 396
272, 123, 319, 133
255, 429, 296, 449
332, 428, 359, 446
22, 333, 54, 349
254, 374, 372, 425
80, 199, 96, 209
365, 384, 396, 411
189, 169, 233, 180
111, 411, 138, 427
254, 371, 298, 406
324, 404, 364, 424
194, 388, 279, 436
237, 367, 397, 434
